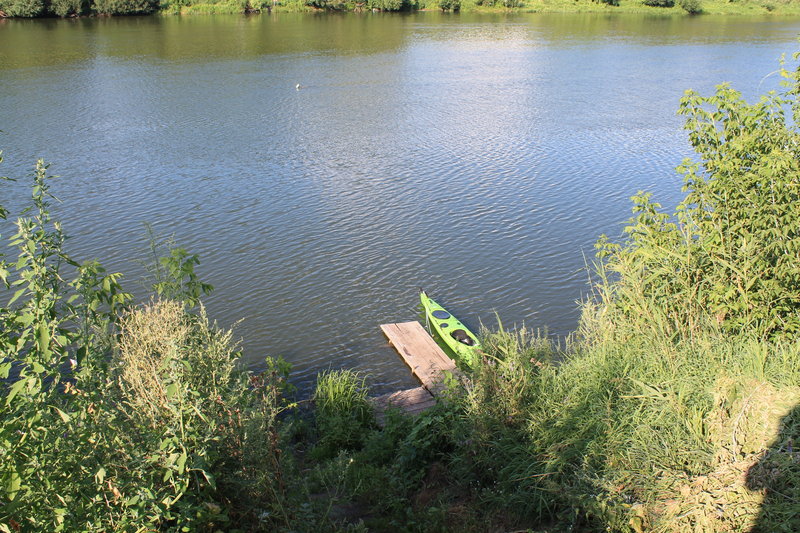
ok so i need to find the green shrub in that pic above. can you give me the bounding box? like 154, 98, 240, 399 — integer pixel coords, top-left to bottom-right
91, 0, 156, 14
595, 56, 800, 342
679, 0, 701, 12
438, 0, 459, 9
0, 159, 292, 531
368, 0, 406, 10
49, 0, 88, 15
642, 0, 673, 6
304, 0, 343, 8
0, 0, 45, 16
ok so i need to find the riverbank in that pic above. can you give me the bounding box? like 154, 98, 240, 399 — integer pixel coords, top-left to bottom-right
2, 46, 800, 533
167, 0, 800, 16
2, 0, 800, 18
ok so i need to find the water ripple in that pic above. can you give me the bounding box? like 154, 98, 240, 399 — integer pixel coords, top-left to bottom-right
1, 14, 797, 394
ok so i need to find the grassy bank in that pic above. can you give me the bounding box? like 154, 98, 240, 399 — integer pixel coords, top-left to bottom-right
156, 0, 800, 17
287, 51, 800, 531
3, 0, 800, 18
157, 0, 800, 15
2, 52, 800, 533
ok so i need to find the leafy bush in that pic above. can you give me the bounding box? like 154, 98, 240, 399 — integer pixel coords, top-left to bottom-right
679, 0, 701, 12
368, 0, 406, 10
91, 0, 156, 14
0, 0, 45, 16
0, 159, 292, 531
595, 56, 800, 342
304, 0, 344, 8
49, 0, 88, 16
438, 0, 459, 9
642, 0, 674, 6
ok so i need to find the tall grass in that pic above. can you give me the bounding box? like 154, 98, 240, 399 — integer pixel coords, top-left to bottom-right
312, 369, 375, 459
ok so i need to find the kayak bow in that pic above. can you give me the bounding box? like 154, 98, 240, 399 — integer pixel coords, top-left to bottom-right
420, 289, 481, 368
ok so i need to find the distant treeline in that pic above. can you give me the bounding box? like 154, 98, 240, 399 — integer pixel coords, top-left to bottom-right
0, 0, 468, 16
0, 0, 490, 16
0, 0, 154, 16
0, 0, 734, 18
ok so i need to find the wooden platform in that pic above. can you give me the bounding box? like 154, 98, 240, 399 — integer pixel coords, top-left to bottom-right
372, 321, 457, 422
380, 321, 456, 392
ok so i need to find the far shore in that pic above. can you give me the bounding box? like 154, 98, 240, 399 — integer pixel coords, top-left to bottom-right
3, 0, 800, 19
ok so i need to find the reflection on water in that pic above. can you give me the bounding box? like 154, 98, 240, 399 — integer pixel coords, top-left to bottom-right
1, 13, 799, 394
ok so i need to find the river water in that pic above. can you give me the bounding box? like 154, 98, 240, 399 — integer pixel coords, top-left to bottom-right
1, 13, 798, 393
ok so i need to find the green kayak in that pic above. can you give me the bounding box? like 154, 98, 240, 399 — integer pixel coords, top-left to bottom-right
420, 290, 481, 368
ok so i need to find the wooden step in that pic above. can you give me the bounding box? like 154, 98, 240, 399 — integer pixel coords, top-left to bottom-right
371, 386, 436, 424
379, 321, 456, 394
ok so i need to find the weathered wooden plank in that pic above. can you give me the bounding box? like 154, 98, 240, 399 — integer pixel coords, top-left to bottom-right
373, 386, 435, 410
371, 321, 460, 423
371, 386, 436, 424
379, 321, 456, 393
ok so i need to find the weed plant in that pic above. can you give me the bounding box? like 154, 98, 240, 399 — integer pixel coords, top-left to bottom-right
0, 160, 294, 531
312, 369, 375, 459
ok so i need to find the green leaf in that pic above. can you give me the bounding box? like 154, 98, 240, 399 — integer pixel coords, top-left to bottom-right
7, 288, 25, 306
15, 313, 34, 327
176, 452, 187, 474
36, 323, 51, 354
53, 407, 71, 423
5, 471, 21, 500
165, 382, 179, 400
6, 378, 28, 405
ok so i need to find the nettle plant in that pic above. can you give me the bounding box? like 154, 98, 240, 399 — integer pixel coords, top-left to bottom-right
0, 159, 132, 530
595, 54, 800, 341
0, 158, 290, 532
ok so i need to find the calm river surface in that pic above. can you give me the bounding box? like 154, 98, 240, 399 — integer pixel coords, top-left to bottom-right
1, 13, 799, 393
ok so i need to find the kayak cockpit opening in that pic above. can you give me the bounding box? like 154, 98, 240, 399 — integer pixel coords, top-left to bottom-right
451, 329, 475, 346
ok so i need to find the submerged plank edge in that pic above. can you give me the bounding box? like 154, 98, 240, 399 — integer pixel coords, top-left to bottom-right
371, 386, 435, 424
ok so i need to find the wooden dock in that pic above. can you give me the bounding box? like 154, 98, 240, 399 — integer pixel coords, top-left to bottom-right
372, 321, 457, 421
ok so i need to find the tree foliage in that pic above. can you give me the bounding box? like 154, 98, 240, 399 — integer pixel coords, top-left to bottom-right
679, 0, 702, 13
596, 54, 800, 340
49, 0, 88, 16
0, 0, 147, 15
91, 0, 156, 14
368, 0, 407, 10
0, 0, 45, 16
438, 0, 458, 10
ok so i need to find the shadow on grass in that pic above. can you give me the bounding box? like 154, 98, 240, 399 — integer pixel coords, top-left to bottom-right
746, 403, 800, 533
